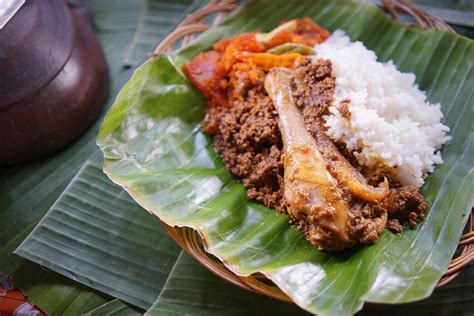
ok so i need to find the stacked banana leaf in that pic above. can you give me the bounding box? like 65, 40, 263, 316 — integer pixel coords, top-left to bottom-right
1, 0, 473, 315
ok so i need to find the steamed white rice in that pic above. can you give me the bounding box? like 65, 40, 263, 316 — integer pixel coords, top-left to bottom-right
314, 30, 451, 186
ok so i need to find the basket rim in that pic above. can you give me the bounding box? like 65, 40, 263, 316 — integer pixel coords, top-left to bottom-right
152, 0, 473, 304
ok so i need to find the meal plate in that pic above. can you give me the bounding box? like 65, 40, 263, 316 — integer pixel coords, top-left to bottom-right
97, 0, 473, 314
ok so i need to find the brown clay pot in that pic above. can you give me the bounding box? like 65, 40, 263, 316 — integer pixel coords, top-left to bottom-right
0, 0, 109, 165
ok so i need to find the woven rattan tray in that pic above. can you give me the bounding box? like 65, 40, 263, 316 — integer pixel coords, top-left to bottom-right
152, 0, 473, 303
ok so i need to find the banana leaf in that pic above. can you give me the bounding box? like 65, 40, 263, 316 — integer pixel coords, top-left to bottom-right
147, 252, 474, 316
12, 261, 111, 316
15, 160, 181, 309
359, 264, 474, 315
85, 299, 143, 316
93, 0, 473, 314
123, 0, 206, 66
145, 251, 308, 315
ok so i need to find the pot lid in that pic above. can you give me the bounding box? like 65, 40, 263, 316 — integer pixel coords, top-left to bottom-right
0, 0, 74, 109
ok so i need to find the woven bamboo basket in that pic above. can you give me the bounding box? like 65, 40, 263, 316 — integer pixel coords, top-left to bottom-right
152, 0, 474, 303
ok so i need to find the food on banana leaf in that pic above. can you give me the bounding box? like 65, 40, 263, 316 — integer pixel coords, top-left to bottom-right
183, 18, 450, 251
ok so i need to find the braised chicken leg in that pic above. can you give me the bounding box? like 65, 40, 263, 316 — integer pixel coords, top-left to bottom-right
265, 68, 350, 250
311, 123, 389, 202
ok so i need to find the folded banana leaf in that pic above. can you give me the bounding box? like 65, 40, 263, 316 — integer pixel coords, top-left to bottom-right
15, 161, 181, 309
145, 252, 308, 315
92, 0, 473, 314
147, 252, 474, 316
85, 299, 143, 316
12, 261, 110, 316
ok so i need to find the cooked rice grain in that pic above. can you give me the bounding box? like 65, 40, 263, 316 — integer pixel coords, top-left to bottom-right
315, 31, 451, 186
